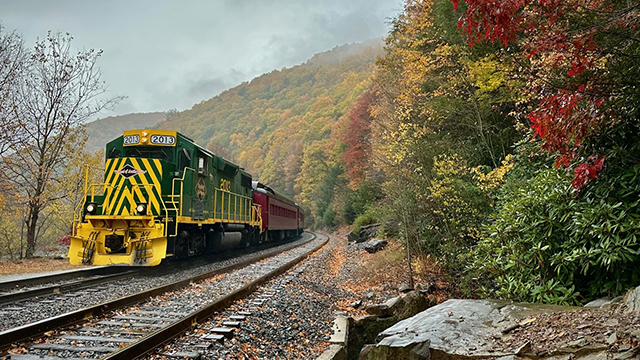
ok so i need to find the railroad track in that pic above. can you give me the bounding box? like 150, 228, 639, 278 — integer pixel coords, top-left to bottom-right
0, 266, 132, 293
1, 232, 326, 360
0, 237, 311, 323
0, 270, 138, 306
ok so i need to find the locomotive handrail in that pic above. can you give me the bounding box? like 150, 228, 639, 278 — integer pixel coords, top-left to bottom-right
72, 182, 118, 236
213, 188, 254, 223
253, 204, 263, 230
167, 167, 195, 237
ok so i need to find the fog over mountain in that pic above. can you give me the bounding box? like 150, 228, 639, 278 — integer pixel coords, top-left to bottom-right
0, 0, 402, 119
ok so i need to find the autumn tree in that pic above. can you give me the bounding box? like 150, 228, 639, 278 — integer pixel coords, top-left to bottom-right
369, 0, 521, 262
0, 25, 28, 157
451, 0, 640, 302
0, 31, 120, 258
455, 0, 640, 189
342, 91, 375, 190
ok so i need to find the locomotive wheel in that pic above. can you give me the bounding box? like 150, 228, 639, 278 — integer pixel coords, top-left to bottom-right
174, 230, 189, 258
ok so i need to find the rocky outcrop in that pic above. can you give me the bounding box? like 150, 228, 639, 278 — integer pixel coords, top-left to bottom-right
364, 291, 431, 321
347, 291, 434, 360
360, 299, 597, 360
351, 284, 640, 360
347, 224, 381, 243
364, 239, 388, 254
624, 286, 640, 313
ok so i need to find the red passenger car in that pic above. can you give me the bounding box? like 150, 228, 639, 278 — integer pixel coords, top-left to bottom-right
252, 182, 304, 241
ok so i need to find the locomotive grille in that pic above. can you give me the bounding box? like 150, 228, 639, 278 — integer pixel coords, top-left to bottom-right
103, 158, 163, 216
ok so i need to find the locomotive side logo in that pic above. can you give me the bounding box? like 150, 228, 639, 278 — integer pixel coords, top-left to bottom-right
115, 163, 147, 178
196, 177, 207, 201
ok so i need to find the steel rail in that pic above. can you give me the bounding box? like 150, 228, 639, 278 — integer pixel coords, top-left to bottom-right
102, 233, 326, 360
0, 270, 138, 306
0, 233, 317, 351
0, 266, 131, 292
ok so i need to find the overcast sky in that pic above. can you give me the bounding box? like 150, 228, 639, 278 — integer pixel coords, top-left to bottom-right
0, 0, 402, 118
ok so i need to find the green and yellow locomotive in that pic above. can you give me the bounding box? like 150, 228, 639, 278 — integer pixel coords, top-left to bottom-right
69, 129, 263, 266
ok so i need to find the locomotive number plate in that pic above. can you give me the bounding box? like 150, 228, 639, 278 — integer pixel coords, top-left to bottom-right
150, 135, 176, 145
123, 135, 140, 145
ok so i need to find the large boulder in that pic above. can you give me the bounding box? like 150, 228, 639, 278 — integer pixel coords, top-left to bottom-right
347, 232, 360, 243
365, 291, 432, 320
358, 223, 381, 243
350, 291, 434, 360
624, 285, 640, 313
362, 299, 583, 360
364, 239, 388, 254
360, 335, 431, 360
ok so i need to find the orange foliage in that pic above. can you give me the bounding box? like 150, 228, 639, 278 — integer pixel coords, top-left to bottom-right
341, 91, 375, 190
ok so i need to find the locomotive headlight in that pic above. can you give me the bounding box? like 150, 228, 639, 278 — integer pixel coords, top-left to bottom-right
136, 203, 147, 215
86, 202, 97, 215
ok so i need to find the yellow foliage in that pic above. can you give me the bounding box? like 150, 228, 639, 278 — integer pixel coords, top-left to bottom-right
473, 154, 515, 191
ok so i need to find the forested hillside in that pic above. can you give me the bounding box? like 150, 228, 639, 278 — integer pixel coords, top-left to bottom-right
85, 112, 165, 152
157, 39, 384, 226
341, 0, 640, 305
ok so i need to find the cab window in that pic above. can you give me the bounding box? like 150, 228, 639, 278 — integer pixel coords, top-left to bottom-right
178, 149, 191, 170
125, 147, 173, 161
108, 148, 121, 158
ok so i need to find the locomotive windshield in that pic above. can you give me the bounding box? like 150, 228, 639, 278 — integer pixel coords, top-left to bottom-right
125, 147, 174, 161
106, 146, 174, 161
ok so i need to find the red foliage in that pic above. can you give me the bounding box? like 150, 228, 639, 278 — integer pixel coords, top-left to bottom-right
58, 233, 71, 245
572, 156, 605, 191
342, 92, 375, 189
455, 0, 530, 47
453, 0, 634, 189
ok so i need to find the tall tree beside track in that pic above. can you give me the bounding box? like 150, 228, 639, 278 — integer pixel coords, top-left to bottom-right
368, 0, 521, 269
0, 25, 28, 157
450, 0, 640, 303
0, 31, 120, 258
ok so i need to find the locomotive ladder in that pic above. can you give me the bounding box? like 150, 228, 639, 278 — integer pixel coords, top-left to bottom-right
81, 231, 99, 265
134, 231, 151, 264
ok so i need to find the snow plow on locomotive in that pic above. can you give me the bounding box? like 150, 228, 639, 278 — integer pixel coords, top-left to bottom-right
68, 129, 304, 266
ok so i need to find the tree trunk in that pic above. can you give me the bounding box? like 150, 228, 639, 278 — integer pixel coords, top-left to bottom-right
25, 204, 39, 258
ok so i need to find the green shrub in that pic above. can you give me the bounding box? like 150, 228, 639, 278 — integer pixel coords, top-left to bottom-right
321, 207, 337, 229
352, 213, 378, 235
470, 161, 640, 305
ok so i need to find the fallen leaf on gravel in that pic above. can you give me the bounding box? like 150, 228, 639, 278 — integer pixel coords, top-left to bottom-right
519, 318, 536, 326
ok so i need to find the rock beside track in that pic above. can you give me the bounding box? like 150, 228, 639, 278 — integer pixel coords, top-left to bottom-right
358, 292, 640, 360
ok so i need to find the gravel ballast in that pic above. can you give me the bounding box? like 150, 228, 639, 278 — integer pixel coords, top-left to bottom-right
0, 233, 315, 332
13, 235, 327, 360
144, 233, 384, 359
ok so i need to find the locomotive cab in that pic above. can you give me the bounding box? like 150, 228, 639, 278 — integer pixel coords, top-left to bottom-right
69, 130, 181, 265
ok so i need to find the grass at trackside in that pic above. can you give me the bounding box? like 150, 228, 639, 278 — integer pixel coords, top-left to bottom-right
0, 257, 86, 275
